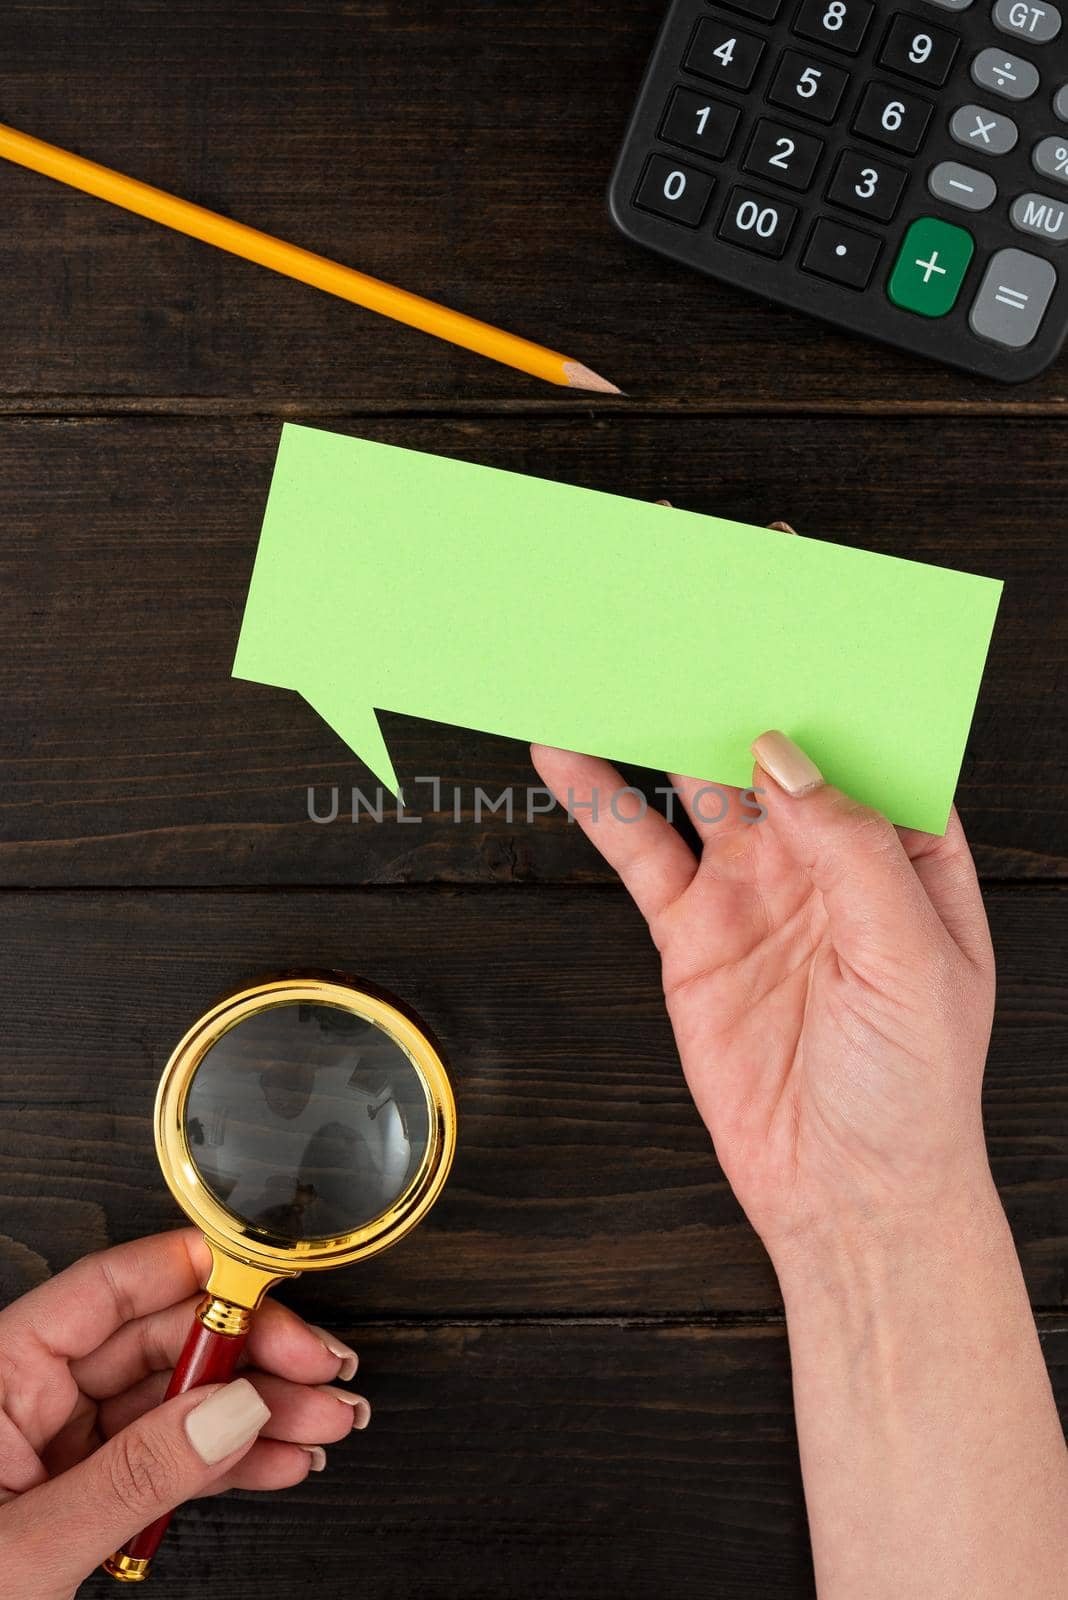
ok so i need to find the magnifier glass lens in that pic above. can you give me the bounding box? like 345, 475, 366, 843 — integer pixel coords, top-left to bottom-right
184, 1002, 431, 1241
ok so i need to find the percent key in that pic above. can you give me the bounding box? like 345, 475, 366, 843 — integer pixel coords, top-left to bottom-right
1033, 138, 1068, 184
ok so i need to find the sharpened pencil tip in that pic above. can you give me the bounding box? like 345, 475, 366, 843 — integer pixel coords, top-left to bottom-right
562, 360, 623, 395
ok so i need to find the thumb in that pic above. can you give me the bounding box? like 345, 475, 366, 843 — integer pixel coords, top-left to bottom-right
3, 1378, 269, 1594
751, 729, 942, 971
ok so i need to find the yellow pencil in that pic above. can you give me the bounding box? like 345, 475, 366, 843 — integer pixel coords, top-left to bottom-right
0, 122, 620, 394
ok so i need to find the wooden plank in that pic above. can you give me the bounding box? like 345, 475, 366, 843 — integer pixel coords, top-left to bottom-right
1, 416, 1064, 885
0, 1, 1065, 413
1, 887, 1064, 1317
72, 1316, 1068, 1600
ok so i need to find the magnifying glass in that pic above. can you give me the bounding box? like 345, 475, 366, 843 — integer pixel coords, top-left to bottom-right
104, 973, 456, 1584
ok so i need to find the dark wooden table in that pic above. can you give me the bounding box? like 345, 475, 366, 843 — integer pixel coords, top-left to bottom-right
0, 5, 1065, 1597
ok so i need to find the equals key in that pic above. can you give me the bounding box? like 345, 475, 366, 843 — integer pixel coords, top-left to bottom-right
969, 247, 1058, 348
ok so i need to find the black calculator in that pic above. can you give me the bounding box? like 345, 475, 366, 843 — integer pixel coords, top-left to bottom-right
609, 0, 1068, 380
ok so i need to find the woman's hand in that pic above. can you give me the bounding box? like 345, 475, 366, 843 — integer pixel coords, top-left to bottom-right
535, 679, 1068, 1598
0, 1230, 368, 1600
531, 729, 996, 1262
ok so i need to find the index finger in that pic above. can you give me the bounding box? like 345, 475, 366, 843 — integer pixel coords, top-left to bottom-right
0, 1230, 209, 1362
530, 744, 698, 930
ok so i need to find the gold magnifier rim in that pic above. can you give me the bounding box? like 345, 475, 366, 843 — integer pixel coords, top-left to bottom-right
156, 975, 456, 1276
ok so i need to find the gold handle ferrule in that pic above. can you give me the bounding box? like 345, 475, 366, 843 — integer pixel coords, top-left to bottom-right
103, 1552, 152, 1582
196, 1294, 252, 1336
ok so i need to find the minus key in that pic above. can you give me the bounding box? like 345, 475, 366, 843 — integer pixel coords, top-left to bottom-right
928, 161, 998, 212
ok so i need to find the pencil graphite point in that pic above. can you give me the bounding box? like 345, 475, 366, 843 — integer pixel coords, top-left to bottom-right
562, 360, 623, 395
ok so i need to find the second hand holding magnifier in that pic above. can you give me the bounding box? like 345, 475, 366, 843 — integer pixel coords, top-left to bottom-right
104, 974, 456, 1583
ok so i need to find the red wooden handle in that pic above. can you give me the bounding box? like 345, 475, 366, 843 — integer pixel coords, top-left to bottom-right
112, 1307, 249, 1570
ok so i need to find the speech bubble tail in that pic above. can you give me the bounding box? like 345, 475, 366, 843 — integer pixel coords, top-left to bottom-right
301, 686, 401, 800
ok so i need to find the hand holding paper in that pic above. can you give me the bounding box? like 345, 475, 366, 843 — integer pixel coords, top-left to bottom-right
233, 425, 1002, 834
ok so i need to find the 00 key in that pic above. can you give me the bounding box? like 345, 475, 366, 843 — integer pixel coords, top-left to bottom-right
718, 186, 799, 256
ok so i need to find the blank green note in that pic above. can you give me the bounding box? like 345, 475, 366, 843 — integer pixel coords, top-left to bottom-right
233, 424, 1003, 834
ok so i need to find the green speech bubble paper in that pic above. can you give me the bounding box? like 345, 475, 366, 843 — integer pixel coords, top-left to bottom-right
233, 424, 1003, 834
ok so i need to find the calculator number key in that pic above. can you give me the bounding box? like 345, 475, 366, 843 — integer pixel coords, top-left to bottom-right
634, 155, 715, 226
660, 88, 742, 160
684, 18, 765, 91
852, 81, 934, 153
826, 149, 909, 220
878, 14, 960, 87
743, 119, 825, 190
792, 0, 874, 54
717, 186, 799, 256
768, 50, 850, 122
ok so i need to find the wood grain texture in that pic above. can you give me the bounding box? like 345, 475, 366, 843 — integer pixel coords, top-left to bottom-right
0, 886, 1064, 1319
1, 7, 1065, 1596
71, 1315, 1068, 1600
1, 415, 1065, 886
0, 1, 1065, 413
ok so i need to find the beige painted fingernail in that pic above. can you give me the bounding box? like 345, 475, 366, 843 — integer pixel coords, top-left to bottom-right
335, 1395, 374, 1433
751, 730, 824, 797
655, 498, 672, 507
768, 520, 796, 533
309, 1324, 359, 1381
302, 1445, 327, 1472
185, 1378, 270, 1465
318, 1388, 372, 1430
319, 1387, 371, 1429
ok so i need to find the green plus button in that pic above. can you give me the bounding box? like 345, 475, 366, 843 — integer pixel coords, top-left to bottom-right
887, 217, 975, 318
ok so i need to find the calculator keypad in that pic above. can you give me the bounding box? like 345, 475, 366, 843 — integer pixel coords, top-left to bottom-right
610, 0, 1068, 379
